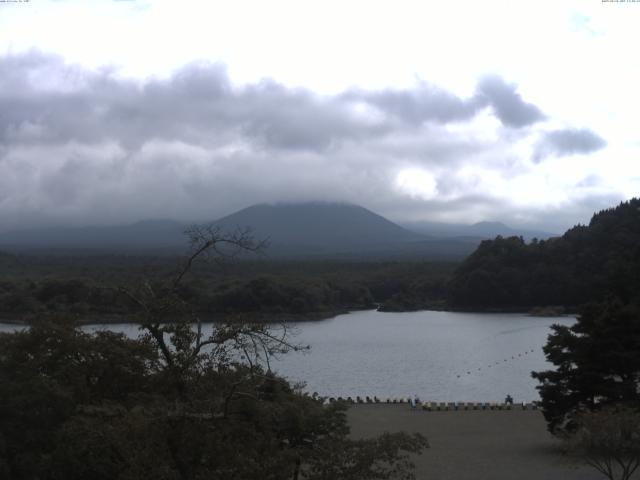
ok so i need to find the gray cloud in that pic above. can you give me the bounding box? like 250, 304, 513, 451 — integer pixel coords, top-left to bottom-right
475, 75, 546, 128
342, 76, 546, 129
533, 127, 607, 162
0, 53, 386, 153
0, 51, 612, 233
342, 84, 478, 125
576, 174, 603, 188
0, 52, 548, 154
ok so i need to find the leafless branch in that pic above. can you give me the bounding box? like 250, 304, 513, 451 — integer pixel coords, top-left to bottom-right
173, 224, 268, 290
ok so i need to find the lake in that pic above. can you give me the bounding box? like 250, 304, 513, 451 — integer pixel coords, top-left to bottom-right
0, 310, 574, 403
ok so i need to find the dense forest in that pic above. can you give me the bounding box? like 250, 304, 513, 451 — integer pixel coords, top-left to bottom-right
0, 254, 453, 323
448, 198, 640, 310
3, 198, 640, 321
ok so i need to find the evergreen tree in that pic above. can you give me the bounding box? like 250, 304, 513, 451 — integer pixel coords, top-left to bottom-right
449, 198, 640, 310
532, 300, 640, 433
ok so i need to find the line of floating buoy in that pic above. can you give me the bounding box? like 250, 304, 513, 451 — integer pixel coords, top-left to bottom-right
325, 396, 408, 404
455, 349, 538, 378
323, 397, 541, 411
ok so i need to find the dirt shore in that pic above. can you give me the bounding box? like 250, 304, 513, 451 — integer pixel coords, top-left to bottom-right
347, 404, 618, 480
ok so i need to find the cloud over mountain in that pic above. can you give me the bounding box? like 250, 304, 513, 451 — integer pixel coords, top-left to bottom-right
0, 51, 612, 233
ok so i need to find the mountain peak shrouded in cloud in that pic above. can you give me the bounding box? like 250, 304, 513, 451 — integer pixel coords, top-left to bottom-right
213, 202, 424, 249
0, 51, 617, 234
0, 200, 566, 259
0, 202, 480, 260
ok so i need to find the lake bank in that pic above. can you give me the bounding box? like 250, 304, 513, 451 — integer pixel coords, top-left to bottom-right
0, 309, 352, 326
347, 404, 602, 480
0, 304, 576, 327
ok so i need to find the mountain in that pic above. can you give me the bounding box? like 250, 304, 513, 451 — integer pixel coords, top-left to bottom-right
400, 220, 557, 240
0, 202, 481, 260
213, 203, 423, 250
448, 198, 640, 309
210, 202, 487, 260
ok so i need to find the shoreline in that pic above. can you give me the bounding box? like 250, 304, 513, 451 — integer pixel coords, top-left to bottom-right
0, 306, 575, 328
0, 309, 354, 327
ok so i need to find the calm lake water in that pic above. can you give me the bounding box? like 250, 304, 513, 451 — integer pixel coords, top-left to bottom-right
0, 310, 574, 402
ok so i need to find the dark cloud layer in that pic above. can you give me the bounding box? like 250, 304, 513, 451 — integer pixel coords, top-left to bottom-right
533, 127, 607, 162
0, 51, 611, 232
343, 75, 546, 129
475, 75, 546, 128
341, 85, 477, 125
0, 55, 389, 154
0, 53, 545, 154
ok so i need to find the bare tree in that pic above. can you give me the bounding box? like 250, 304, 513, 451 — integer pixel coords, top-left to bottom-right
566, 405, 640, 480
116, 225, 303, 379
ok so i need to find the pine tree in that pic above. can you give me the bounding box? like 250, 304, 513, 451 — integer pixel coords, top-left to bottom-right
532, 299, 640, 433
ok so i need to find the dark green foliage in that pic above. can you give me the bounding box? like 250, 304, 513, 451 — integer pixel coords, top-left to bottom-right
0, 319, 158, 478
205, 275, 375, 314
0, 227, 428, 479
532, 300, 640, 433
449, 198, 640, 309
0, 258, 454, 320
0, 319, 427, 480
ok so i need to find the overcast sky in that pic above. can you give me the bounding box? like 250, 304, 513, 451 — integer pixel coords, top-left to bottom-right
1, 0, 639, 233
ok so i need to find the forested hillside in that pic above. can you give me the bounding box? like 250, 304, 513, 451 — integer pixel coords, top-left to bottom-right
448, 198, 640, 310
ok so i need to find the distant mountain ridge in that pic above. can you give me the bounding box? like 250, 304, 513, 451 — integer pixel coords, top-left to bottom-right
400, 219, 557, 241
0, 202, 549, 260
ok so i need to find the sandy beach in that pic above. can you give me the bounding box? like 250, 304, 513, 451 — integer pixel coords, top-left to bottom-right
347, 404, 623, 480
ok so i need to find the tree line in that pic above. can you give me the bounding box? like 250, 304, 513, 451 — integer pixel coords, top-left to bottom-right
0, 257, 454, 321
